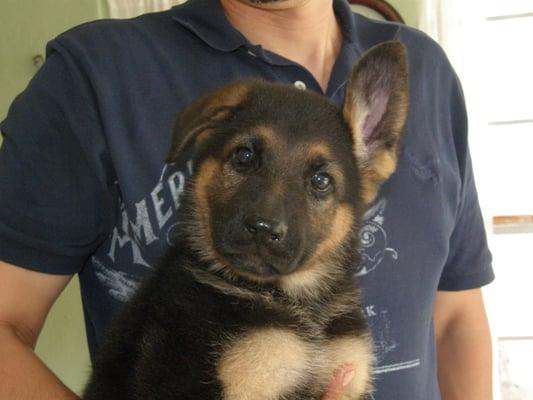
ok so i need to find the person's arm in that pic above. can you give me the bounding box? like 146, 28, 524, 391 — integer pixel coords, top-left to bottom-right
0, 261, 79, 400
433, 288, 492, 400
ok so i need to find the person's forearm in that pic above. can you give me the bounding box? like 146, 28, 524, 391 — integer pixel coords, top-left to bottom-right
0, 324, 80, 400
436, 316, 493, 399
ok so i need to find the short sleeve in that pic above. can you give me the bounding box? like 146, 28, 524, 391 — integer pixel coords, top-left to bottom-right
0, 44, 115, 274
437, 73, 494, 291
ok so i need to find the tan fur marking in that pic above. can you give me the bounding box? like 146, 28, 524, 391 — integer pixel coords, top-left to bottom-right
361, 150, 397, 204
191, 158, 219, 261
218, 328, 315, 400
256, 125, 278, 147
324, 335, 374, 399
281, 204, 354, 298
211, 81, 250, 110
344, 97, 370, 162
194, 128, 214, 148
311, 203, 354, 263
280, 265, 337, 299
306, 143, 333, 161
222, 125, 279, 159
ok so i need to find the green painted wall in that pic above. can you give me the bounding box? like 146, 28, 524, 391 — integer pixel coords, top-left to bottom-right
0, 0, 421, 396
0, 0, 108, 124
388, 0, 422, 27
36, 277, 92, 395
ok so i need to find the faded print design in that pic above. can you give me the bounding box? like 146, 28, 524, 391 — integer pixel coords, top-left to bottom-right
356, 199, 398, 278
359, 198, 421, 378
92, 256, 139, 302
93, 160, 193, 302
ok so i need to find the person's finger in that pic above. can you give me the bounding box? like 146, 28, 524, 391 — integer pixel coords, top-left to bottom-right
322, 364, 355, 400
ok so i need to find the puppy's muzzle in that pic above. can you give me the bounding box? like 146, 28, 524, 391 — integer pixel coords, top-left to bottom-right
235, 214, 295, 275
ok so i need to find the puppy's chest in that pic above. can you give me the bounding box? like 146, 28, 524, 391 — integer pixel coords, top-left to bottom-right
216, 295, 372, 400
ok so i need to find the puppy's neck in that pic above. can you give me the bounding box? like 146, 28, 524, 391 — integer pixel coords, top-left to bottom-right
186, 257, 350, 306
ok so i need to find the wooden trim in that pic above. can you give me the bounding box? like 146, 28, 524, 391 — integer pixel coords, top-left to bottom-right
493, 215, 533, 225
348, 0, 405, 23
493, 215, 533, 234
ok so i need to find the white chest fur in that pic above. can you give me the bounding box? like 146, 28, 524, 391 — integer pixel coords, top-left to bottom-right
217, 328, 373, 400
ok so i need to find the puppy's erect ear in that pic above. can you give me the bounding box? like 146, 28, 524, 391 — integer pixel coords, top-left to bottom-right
166, 82, 250, 163
343, 41, 409, 204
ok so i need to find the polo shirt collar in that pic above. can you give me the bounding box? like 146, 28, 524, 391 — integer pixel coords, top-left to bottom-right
171, 0, 248, 52
171, 0, 360, 54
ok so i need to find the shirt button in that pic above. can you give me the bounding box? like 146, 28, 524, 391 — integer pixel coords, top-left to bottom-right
294, 80, 307, 90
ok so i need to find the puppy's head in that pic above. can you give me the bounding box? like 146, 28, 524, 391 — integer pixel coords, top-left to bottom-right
168, 42, 408, 294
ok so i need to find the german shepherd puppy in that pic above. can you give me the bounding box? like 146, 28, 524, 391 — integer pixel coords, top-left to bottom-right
83, 41, 408, 400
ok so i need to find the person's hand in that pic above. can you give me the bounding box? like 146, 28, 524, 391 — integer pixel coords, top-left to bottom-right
322, 364, 355, 400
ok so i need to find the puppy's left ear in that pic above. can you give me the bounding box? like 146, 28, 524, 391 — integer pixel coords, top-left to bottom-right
343, 41, 409, 204
166, 82, 250, 163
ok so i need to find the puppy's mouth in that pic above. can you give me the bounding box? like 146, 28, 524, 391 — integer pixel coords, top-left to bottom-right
211, 221, 305, 279
220, 250, 300, 279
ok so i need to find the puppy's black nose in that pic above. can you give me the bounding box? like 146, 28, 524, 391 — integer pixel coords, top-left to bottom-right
243, 215, 287, 244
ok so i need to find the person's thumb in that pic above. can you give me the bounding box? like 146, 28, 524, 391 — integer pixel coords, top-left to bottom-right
322, 365, 355, 400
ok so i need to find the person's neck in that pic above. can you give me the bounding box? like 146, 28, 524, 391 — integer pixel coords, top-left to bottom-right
220, 0, 342, 92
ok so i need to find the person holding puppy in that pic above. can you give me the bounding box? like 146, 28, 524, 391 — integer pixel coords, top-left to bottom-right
0, 0, 494, 399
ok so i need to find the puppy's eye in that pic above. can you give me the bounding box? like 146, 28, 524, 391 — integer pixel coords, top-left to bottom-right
232, 147, 255, 170
311, 172, 333, 192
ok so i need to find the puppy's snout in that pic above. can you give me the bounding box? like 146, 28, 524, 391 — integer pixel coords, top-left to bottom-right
243, 215, 287, 244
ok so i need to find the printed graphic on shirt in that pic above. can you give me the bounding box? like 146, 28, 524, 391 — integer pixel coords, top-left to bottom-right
359, 199, 421, 377
365, 304, 421, 374
355, 199, 398, 277
363, 305, 397, 356
92, 256, 139, 302
94, 161, 192, 301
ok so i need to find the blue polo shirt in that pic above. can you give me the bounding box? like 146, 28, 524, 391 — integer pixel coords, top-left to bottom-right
0, 0, 493, 398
